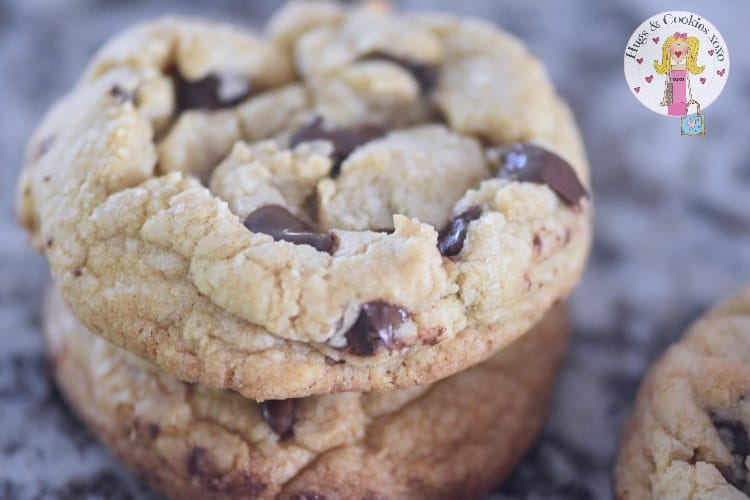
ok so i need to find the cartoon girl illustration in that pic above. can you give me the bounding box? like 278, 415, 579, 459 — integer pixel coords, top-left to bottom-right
654, 32, 705, 116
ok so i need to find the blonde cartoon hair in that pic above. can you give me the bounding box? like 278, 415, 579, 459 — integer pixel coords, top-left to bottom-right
654, 34, 705, 74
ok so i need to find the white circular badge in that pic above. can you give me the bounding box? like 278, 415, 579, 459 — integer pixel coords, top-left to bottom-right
624, 11, 729, 117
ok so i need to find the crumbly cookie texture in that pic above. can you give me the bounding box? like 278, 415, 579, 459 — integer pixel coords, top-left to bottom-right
17, 1, 591, 398
615, 286, 750, 500
44, 287, 569, 500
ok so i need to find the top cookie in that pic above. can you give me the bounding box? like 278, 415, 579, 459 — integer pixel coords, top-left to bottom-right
615, 286, 750, 499
16, 0, 591, 399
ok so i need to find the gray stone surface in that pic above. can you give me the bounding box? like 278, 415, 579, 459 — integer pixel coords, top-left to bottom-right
1, 1, 748, 499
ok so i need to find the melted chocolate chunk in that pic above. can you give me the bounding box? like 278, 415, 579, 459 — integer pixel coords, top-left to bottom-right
171, 69, 250, 112
343, 301, 409, 356
258, 399, 297, 439
713, 416, 750, 493
365, 51, 439, 94
496, 143, 588, 206
244, 205, 333, 253
289, 117, 386, 177
437, 206, 481, 257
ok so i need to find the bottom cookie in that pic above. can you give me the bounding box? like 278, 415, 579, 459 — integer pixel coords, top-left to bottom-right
44, 287, 568, 500
615, 286, 750, 500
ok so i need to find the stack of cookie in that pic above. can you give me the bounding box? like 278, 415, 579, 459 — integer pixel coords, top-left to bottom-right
16, 1, 591, 498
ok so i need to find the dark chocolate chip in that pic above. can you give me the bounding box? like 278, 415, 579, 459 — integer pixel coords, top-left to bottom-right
71, 268, 82, 277
720, 420, 750, 457
147, 423, 160, 439
258, 399, 297, 439
302, 191, 320, 226
496, 143, 588, 206
533, 233, 542, 253
365, 51, 439, 94
289, 117, 386, 178
109, 85, 134, 103
244, 205, 333, 253
342, 301, 409, 356
171, 68, 250, 112
437, 206, 481, 257
187, 447, 208, 476
713, 416, 750, 492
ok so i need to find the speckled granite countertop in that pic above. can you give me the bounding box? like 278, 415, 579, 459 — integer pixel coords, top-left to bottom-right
1, 1, 749, 499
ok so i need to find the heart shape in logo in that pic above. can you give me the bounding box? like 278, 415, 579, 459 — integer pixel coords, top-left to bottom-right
700, 77, 706, 84
652, 36, 660, 44
645, 75, 653, 83
636, 57, 643, 64
688, 119, 696, 128
708, 49, 715, 56
675, 50, 683, 58
633, 86, 640, 93
717, 68, 726, 77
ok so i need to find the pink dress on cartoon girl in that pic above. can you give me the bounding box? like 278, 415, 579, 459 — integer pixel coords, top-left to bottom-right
668, 69, 687, 116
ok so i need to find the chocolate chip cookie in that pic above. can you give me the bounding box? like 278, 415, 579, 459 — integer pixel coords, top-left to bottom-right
17, 1, 590, 398
615, 286, 750, 499
44, 286, 569, 500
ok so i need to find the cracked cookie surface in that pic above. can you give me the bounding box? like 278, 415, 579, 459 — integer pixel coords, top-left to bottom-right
44, 287, 569, 500
615, 286, 750, 500
17, 1, 590, 398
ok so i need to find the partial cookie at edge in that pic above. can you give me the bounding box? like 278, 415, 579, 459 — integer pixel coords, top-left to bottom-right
615, 286, 750, 500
